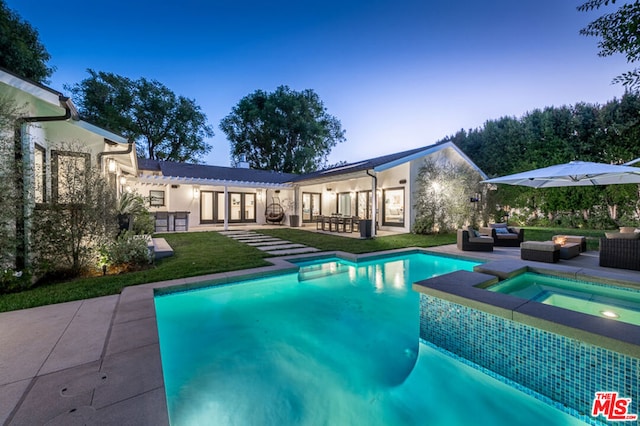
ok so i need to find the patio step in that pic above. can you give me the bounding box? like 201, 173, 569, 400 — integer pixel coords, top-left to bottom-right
152, 237, 174, 259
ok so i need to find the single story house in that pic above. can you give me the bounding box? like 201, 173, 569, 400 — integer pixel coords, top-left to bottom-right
130, 141, 488, 237
1, 66, 489, 271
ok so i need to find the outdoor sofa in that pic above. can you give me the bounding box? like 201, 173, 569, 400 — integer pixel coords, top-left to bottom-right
457, 228, 494, 252
480, 223, 524, 247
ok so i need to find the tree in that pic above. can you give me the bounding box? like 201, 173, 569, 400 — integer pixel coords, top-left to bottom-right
220, 85, 346, 174
31, 143, 118, 277
0, 0, 54, 83
579, 0, 640, 90
413, 158, 486, 234
67, 70, 214, 163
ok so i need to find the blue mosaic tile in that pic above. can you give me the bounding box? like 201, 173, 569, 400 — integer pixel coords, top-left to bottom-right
419, 294, 640, 424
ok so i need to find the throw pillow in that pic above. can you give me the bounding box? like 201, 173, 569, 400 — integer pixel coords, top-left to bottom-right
494, 227, 509, 234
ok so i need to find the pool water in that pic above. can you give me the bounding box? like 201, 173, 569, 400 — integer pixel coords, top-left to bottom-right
155, 253, 586, 425
487, 272, 640, 326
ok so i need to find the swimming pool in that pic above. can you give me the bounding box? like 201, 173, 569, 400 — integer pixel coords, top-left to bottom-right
487, 272, 640, 326
155, 253, 586, 425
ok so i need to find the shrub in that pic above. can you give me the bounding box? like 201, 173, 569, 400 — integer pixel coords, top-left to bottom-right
99, 231, 152, 272
31, 148, 118, 277
117, 192, 155, 235
0, 269, 32, 294
412, 216, 435, 235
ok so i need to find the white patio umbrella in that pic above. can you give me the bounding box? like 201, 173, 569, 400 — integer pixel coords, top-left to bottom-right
482, 161, 640, 188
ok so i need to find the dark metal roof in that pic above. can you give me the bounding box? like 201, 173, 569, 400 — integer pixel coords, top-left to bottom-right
137, 158, 297, 184
136, 141, 479, 185
290, 142, 447, 182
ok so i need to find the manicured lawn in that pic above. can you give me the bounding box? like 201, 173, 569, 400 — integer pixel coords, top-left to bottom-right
259, 228, 457, 253
0, 226, 606, 313
0, 231, 271, 313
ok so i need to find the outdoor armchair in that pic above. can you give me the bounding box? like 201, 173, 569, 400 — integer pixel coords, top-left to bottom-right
457, 228, 494, 252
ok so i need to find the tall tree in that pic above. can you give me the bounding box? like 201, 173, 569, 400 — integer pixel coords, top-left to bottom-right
0, 0, 54, 83
579, 0, 640, 90
67, 70, 214, 163
220, 85, 346, 174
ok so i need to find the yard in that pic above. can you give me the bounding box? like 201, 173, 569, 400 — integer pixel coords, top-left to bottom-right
0, 227, 605, 313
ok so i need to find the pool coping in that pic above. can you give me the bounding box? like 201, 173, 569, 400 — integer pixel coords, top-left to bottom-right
3, 246, 639, 425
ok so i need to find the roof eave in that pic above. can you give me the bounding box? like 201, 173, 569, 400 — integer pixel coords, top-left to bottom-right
137, 175, 293, 189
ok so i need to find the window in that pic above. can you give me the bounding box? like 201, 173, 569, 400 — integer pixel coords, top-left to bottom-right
149, 190, 165, 206
51, 150, 90, 203
34, 145, 46, 203
383, 188, 404, 226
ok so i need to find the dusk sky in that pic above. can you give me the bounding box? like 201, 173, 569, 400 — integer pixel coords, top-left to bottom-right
5, 0, 631, 167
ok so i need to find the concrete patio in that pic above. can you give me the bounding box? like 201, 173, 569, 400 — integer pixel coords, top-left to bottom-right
1, 242, 639, 425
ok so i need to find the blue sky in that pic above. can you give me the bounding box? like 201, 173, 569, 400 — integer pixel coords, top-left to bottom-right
5, 0, 630, 167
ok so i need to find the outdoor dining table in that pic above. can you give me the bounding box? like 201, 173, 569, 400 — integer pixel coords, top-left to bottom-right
315, 215, 356, 233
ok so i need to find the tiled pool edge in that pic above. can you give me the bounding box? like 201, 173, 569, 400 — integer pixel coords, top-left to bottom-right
413, 269, 640, 423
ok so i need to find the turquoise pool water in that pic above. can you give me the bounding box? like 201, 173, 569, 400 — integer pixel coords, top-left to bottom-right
487, 272, 640, 326
155, 253, 586, 425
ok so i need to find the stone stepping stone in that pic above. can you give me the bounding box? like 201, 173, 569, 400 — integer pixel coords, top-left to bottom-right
227, 233, 260, 239
266, 247, 321, 255
245, 239, 287, 246
256, 241, 306, 251
233, 235, 274, 241
219, 230, 255, 236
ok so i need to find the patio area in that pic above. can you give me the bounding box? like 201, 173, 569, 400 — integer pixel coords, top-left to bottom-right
1, 243, 639, 425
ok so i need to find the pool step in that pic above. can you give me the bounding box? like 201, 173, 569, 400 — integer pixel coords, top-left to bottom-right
298, 262, 351, 281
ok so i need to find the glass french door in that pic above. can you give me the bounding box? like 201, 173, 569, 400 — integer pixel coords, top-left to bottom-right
201, 191, 256, 223
337, 193, 352, 216
302, 192, 322, 222
356, 191, 372, 219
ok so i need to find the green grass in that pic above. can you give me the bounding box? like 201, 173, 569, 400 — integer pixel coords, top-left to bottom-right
0, 232, 271, 313
0, 226, 607, 313
260, 228, 456, 253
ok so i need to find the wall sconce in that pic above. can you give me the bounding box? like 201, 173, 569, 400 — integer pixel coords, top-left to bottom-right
108, 159, 116, 173
119, 176, 127, 186
193, 187, 200, 199
256, 189, 263, 200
